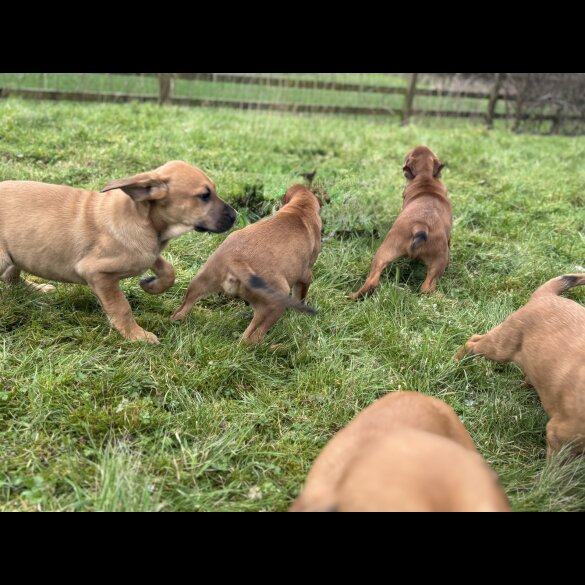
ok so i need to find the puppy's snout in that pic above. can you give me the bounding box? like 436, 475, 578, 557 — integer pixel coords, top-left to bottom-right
215, 204, 236, 232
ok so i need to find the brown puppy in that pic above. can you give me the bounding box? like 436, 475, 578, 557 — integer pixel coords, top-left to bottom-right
289, 391, 510, 512
172, 184, 321, 344
0, 161, 236, 343
456, 274, 585, 457
349, 146, 451, 298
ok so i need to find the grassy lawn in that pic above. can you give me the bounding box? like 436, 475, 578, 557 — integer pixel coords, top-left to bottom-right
1, 98, 584, 511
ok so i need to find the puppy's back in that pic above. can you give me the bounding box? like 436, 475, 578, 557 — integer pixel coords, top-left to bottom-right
334, 429, 511, 512
202, 194, 320, 289
290, 392, 477, 511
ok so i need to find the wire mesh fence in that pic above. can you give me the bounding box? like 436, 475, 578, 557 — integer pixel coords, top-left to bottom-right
1, 73, 585, 134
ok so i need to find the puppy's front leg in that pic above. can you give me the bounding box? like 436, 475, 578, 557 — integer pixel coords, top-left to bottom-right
140, 256, 176, 295
88, 274, 159, 344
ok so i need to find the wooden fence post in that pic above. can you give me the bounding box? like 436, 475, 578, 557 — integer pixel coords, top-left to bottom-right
158, 73, 173, 105
549, 102, 565, 135
485, 73, 503, 129
401, 73, 418, 126
513, 74, 530, 132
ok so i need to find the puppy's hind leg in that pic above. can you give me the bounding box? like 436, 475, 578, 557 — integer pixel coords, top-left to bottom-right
546, 419, 585, 459
0, 250, 18, 285
420, 253, 449, 294
22, 277, 56, 293
171, 268, 219, 321
292, 268, 313, 303
0, 251, 54, 292
241, 303, 286, 345
348, 238, 403, 299
456, 320, 520, 363
241, 276, 290, 344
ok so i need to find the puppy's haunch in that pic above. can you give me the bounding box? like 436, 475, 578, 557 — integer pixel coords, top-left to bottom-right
0, 161, 236, 343
457, 274, 585, 457
172, 184, 322, 344
290, 391, 510, 512
349, 146, 451, 298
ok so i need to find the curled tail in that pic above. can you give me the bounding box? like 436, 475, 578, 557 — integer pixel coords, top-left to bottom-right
531, 274, 585, 299
410, 223, 429, 252
227, 261, 316, 315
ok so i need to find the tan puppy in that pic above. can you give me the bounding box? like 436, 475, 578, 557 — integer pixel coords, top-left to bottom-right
172, 184, 321, 344
0, 161, 236, 343
349, 146, 451, 298
289, 391, 510, 512
456, 274, 585, 457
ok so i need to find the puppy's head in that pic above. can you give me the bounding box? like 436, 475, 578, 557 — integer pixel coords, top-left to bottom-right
101, 161, 236, 241
402, 146, 444, 180
280, 184, 325, 209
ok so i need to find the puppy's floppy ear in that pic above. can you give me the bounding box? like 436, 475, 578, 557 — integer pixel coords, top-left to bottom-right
314, 189, 331, 208
101, 171, 168, 202
433, 159, 444, 178
280, 190, 293, 207
403, 163, 415, 180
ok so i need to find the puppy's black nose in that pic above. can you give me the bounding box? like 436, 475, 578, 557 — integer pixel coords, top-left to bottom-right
214, 205, 236, 232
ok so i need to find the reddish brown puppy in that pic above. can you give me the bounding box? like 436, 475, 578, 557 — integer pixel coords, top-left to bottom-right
172, 185, 322, 344
349, 146, 452, 298
456, 274, 585, 458
290, 391, 510, 512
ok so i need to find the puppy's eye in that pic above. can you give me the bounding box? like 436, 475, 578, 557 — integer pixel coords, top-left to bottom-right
199, 189, 211, 202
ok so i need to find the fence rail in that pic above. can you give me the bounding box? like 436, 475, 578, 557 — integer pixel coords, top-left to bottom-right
1, 74, 582, 133
109, 72, 513, 100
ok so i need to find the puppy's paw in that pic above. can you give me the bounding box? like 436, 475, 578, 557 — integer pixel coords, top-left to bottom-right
170, 309, 187, 321
24, 280, 56, 293
37, 283, 56, 293
140, 275, 157, 292
127, 328, 159, 344
240, 333, 263, 345
455, 336, 481, 360
346, 291, 363, 300
143, 331, 160, 344
454, 346, 468, 361
140, 275, 171, 295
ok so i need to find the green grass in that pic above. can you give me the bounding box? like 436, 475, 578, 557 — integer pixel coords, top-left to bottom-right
1, 98, 585, 511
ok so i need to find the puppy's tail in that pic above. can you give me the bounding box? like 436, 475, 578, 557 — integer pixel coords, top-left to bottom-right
227, 260, 317, 315
531, 274, 585, 299
410, 223, 429, 252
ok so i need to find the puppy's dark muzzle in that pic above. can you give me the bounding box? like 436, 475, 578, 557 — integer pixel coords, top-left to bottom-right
194, 205, 237, 234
